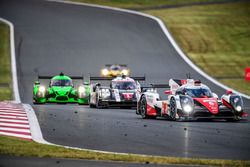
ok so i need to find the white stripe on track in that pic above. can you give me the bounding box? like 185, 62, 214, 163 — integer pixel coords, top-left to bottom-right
0, 118, 29, 124
0, 132, 32, 139
0, 127, 31, 133
0, 115, 27, 119
0, 123, 30, 128
0, 110, 25, 114
0, 112, 27, 116
0, 106, 23, 111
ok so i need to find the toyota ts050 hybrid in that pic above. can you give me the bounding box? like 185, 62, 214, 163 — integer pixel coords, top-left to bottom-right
89, 75, 145, 108
101, 64, 130, 77
136, 79, 247, 121
33, 73, 90, 104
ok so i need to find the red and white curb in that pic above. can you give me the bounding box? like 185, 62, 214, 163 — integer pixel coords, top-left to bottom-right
0, 102, 32, 141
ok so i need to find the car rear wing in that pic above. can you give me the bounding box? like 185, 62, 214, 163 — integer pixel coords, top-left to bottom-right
37, 75, 84, 80
105, 64, 127, 67
141, 84, 170, 92
89, 75, 145, 81
141, 84, 170, 89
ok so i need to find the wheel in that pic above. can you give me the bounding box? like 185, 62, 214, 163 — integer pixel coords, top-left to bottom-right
96, 95, 103, 109
140, 96, 149, 119
170, 98, 177, 120
89, 96, 96, 108
89, 103, 95, 108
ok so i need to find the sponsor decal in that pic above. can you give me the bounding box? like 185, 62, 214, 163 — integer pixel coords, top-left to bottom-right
146, 104, 157, 115
245, 67, 250, 81
181, 80, 187, 85
122, 93, 133, 100
194, 98, 219, 114
162, 101, 168, 114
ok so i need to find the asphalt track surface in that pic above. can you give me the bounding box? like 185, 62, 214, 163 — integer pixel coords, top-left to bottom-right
0, 0, 250, 160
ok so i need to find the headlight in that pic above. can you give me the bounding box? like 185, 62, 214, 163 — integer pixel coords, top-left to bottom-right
180, 96, 194, 113
230, 95, 243, 112
101, 69, 109, 76
183, 105, 192, 113
234, 97, 240, 103
121, 69, 129, 76
78, 86, 85, 93
38, 86, 46, 92
235, 106, 242, 112
101, 89, 110, 98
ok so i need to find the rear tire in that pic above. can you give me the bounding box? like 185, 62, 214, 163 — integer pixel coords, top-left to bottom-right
96, 95, 104, 109
140, 96, 149, 119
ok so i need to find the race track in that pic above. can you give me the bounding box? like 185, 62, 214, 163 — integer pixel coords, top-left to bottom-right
0, 0, 250, 160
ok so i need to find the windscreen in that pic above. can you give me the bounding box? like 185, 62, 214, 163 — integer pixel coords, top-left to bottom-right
110, 65, 120, 71
51, 79, 72, 87
185, 88, 212, 98
112, 81, 136, 90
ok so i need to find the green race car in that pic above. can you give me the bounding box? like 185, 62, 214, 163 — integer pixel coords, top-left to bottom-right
33, 73, 90, 104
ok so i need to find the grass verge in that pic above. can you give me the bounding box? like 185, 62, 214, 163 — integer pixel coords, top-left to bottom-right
1, 135, 250, 166
0, 22, 12, 101
145, 1, 250, 95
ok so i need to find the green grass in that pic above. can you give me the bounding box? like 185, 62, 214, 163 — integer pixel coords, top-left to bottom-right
1, 136, 250, 166
145, 1, 250, 94
0, 22, 12, 101
73, 0, 224, 9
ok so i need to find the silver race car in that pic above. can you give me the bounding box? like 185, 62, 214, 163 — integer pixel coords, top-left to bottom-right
89, 75, 145, 108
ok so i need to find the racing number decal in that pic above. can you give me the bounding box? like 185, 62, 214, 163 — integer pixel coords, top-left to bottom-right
162, 102, 168, 114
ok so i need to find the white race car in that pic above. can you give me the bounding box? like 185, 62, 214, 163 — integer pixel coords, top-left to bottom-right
89, 75, 144, 108
136, 79, 248, 121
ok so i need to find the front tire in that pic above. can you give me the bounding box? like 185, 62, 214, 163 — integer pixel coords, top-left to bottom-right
140, 96, 149, 119
170, 98, 177, 121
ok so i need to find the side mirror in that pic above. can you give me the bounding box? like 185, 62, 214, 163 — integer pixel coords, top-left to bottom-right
212, 92, 218, 99
84, 81, 89, 86
34, 81, 40, 85
226, 90, 233, 95
164, 90, 172, 95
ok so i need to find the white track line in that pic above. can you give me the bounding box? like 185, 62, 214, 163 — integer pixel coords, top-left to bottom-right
0, 18, 20, 103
